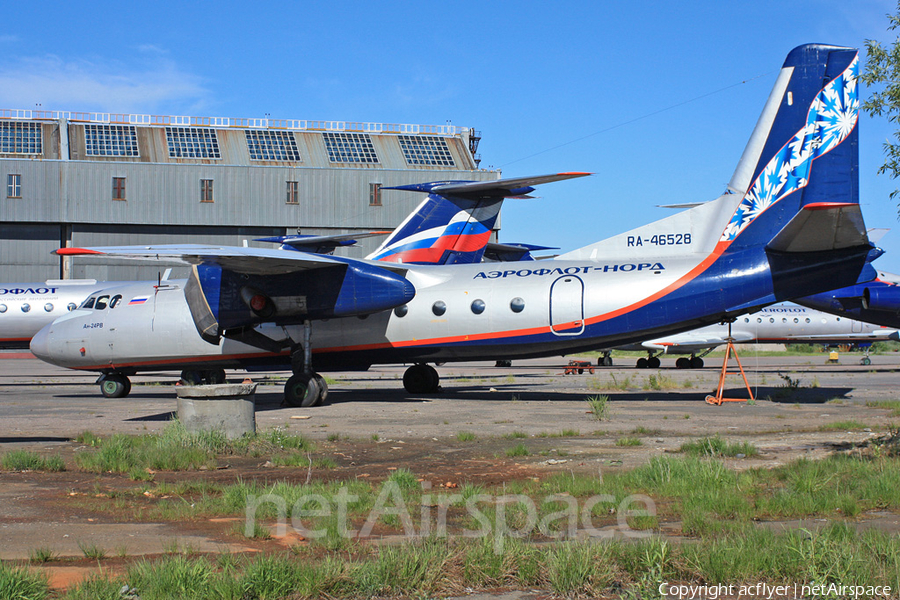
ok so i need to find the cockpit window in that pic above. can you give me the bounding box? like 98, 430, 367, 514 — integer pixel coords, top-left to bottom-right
109, 295, 123, 309
81, 297, 96, 309
95, 295, 110, 310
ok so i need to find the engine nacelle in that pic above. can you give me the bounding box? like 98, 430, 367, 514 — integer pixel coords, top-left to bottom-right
862, 285, 900, 312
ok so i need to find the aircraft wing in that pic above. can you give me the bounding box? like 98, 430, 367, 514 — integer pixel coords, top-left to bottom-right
57, 244, 416, 338
57, 244, 343, 275
636, 330, 756, 353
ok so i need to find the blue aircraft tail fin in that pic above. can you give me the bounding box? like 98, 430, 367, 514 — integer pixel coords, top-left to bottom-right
366, 173, 589, 265
720, 44, 862, 251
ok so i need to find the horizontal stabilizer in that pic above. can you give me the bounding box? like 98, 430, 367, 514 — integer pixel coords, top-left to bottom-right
256, 231, 391, 253
766, 203, 868, 253
385, 172, 590, 198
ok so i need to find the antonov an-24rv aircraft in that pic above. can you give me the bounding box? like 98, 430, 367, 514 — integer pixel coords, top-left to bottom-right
32, 44, 874, 407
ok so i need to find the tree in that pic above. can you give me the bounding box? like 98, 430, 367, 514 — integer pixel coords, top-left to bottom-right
863, 2, 900, 205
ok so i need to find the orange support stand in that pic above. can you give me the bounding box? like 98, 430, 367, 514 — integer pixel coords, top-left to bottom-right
705, 326, 755, 406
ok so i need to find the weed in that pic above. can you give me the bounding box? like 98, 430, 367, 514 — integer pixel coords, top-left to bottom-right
456, 431, 477, 442
506, 443, 530, 457
1, 450, 64, 472
866, 400, 900, 417
503, 431, 527, 439
0, 562, 48, 599
616, 437, 642, 447
77, 541, 107, 560
28, 547, 56, 563
680, 436, 758, 457
586, 395, 610, 420
819, 420, 868, 431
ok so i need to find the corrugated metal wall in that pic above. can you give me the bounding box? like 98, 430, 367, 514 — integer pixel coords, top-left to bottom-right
0, 118, 498, 281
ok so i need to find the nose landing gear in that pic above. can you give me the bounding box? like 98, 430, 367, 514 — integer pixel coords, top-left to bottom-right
282, 321, 329, 407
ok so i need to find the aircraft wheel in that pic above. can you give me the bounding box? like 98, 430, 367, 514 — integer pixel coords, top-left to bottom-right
599, 355, 613, 366
312, 373, 329, 405
404, 364, 435, 394
100, 374, 131, 398
636, 358, 648, 369
690, 356, 704, 369
648, 356, 661, 369
861, 357, 872, 366
676, 357, 690, 369
425, 364, 440, 392
284, 374, 321, 407
206, 369, 227, 384
180, 370, 203, 386
495, 360, 512, 368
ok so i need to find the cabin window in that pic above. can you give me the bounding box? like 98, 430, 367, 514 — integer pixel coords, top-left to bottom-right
510, 297, 525, 313
21, 303, 30, 313
394, 305, 408, 318
0, 304, 6, 313
805, 318, 810, 323
67, 303, 77, 311
44, 303, 53, 312
471, 299, 486, 314
432, 301, 446, 316
769, 318, 774, 323
794, 318, 799, 323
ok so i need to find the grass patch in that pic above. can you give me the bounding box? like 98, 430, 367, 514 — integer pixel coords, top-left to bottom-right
1, 450, 65, 472
0, 562, 48, 600
866, 400, 900, 417
28, 547, 56, 564
818, 420, 868, 431
73, 421, 317, 474
680, 436, 758, 458
585, 395, 610, 420
550, 429, 580, 438
456, 431, 477, 442
644, 372, 677, 390
505, 443, 530, 457
78, 541, 107, 560
20, 529, 900, 598
503, 431, 527, 439
616, 437, 642, 447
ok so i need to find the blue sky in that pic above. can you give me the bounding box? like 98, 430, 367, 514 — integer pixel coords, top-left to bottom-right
3, 0, 900, 271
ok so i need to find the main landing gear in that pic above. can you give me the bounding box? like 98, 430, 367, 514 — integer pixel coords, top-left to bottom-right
675, 356, 705, 369
635, 353, 662, 369
403, 363, 441, 394
282, 321, 329, 407
597, 352, 613, 367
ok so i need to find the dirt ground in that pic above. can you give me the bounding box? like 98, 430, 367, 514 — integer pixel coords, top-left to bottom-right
1, 351, 899, 592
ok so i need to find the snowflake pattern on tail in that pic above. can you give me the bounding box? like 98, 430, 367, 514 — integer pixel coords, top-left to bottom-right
720, 54, 859, 243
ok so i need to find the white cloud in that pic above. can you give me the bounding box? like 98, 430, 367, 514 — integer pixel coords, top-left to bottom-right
0, 54, 211, 115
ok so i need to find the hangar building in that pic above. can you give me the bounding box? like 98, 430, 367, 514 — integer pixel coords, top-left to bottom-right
0, 108, 495, 282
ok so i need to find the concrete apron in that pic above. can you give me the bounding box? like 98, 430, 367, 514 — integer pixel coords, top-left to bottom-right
175, 383, 258, 439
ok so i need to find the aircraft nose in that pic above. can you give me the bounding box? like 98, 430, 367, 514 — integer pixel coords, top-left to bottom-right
30, 324, 52, 361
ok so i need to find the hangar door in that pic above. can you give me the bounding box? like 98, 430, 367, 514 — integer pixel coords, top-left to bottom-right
550, 275, 585, 336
